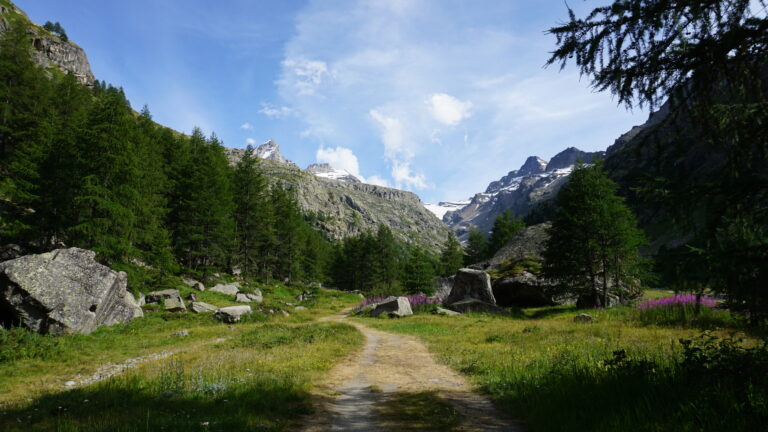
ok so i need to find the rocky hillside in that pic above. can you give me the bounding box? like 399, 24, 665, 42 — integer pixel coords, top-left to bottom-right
226, 142, 450, 252
441, 147, 603, 241
0, 1, 94, 86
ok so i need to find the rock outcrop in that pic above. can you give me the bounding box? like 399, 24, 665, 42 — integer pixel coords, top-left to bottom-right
485, 223, 551, 270
0, 248, 142, 334
209, 282, 240, 296
492, 272, 554, 307
0, 2, 95, 86
432, 276, 454, 301
145, 289, 186, 312
214, 305, 252, 323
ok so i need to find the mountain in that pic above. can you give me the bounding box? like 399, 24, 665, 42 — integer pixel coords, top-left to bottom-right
224, 139, 292, 166
252, 157, 451, 252
424, 200, 471, 220
306, 163, 362, 183
0, 2, 94, 86
441, 148, 603, 240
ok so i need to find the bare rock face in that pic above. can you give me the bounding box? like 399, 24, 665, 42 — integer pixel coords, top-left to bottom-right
432, 276, 454, 301
0, 248, 142, 334
444, 268, 496, 305
30, 36, 95, 86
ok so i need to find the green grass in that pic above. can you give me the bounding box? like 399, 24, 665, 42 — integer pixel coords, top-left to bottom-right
0, 287, 363, 431
358, 305, 765, 432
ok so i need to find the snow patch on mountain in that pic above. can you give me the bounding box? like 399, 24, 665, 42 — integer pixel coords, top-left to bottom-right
424, 200, 471, 219
306, 163, 362, 183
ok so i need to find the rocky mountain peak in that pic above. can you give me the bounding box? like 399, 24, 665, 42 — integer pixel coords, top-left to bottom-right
519, 156, 548, 176
254, 139, 286, 163
546, 147, 604, 171
306, 163, 361, 183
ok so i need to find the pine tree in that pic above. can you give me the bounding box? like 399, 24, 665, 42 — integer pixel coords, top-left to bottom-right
439, 234, 463, 276
464, 227, 488, 265
543, 163, 646, 306
232, 145, 271, 279
403, 246, 436, 295
372, 224, 399, 291
486, 210, 524, 258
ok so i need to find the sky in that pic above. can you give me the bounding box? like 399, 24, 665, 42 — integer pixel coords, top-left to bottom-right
17, 0, 647, 204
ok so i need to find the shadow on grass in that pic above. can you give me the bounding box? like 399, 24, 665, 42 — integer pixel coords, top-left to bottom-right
524, 305, 577, 320
0, 374, 313, 432
487, 355, 768, 432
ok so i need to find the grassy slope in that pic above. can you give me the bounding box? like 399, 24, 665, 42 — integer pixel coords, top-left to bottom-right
358, 292, 756, 432
0, 287, 363, 432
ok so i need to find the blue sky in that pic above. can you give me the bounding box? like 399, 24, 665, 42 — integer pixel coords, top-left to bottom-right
18, 0, 646, 204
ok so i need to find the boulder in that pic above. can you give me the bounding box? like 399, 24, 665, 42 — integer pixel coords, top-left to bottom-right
0, 248, 142, 335
170, 329, 189, 337
444, 269, 496, 305
235, 290, 263, 303
191, 282, 205, 291
436, 306, 460, 316
214, 305, 252, 323
371, 296, 413, 318
189, 301, 217, 313
573, 313, 596, 323
210, 282, 240, 296
432, 276, 454, 301
294, 306, 307, 311
492, 272, 553, 307
449, 298, 508, 315
145, 289, 186, 312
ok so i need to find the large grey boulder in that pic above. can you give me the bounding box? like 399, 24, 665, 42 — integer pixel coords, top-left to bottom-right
189, 301, 217, 313
210, 282, 240, 296
449, 298, 508, 315
371, 296, 413, 318
444, 268, 496, 305
492, 272, 554, 307
145, 289, 186, 312
235, 290, 263, 303
0, 248, 142, 335
214, 305, 252, 323
432, 276, 454, 301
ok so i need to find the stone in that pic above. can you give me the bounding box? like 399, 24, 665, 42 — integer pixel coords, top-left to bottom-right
444, 268, 496, 305
138, 293, 146, 307
214, 306, 252, 323
235, 290, 263, 303
0, 248, 142, 335
354, 303, 376, 315
181, 278, 197, 286
371, 296, 413, 318
294, 306, 307, 311
210, 282, 240, 296
573, 313, 596, 323
279, 309, 290, 316
436, 307, 460, 316
189, 302, 217, 314
145, 289, 186, 312
192, 282, 205, 291
432, 276, 454, 301
187, 292, 197, 302
449, 298, 508, 315
170, 329, 189, 337
492, 272, 554, 307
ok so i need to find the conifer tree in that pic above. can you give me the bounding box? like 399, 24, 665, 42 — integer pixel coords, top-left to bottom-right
232, 145, 271, 278
403, 246, 436, 295
543, 163, 646, 306
486, 210, 525, 258
439, 234, 463, 276
464, 227, 488, 265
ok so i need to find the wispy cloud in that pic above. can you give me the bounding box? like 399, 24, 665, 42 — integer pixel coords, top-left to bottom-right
240, 122, 254, 130
258, 102, 295, 118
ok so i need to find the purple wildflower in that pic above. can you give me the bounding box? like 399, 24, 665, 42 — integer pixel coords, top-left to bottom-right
636, 294, 718, 311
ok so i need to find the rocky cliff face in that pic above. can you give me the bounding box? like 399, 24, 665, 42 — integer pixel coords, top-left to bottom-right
442, 148, 603, 241
0, 1, 95, 86
253, 157, 450, 252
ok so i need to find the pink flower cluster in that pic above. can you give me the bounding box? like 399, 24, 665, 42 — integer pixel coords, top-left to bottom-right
636, 294, 718, 311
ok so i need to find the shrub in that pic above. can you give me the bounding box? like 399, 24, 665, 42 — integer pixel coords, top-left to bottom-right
0, 327, 60, 363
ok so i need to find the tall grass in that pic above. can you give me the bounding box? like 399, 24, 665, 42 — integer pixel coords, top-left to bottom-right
634, 294, 738, 328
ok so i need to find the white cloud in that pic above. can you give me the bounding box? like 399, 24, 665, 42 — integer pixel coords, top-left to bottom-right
365, 174, 390, 187
258, 103, 294, 118
281, 58, 329, 96
316, 146, 361, 177
240, 122, 253, 130
369, 109, 410, 159
391, 161, 427, 189
245, 138, 256, 146
428, 93, 472, 126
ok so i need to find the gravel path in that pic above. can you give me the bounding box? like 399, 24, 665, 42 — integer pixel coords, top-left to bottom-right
303, 311, 524, 432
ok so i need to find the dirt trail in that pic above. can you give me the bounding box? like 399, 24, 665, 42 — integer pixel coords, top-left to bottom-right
304, 311, 523, 432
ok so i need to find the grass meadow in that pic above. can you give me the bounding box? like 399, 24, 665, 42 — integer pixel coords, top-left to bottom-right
0, 284, 363, 432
